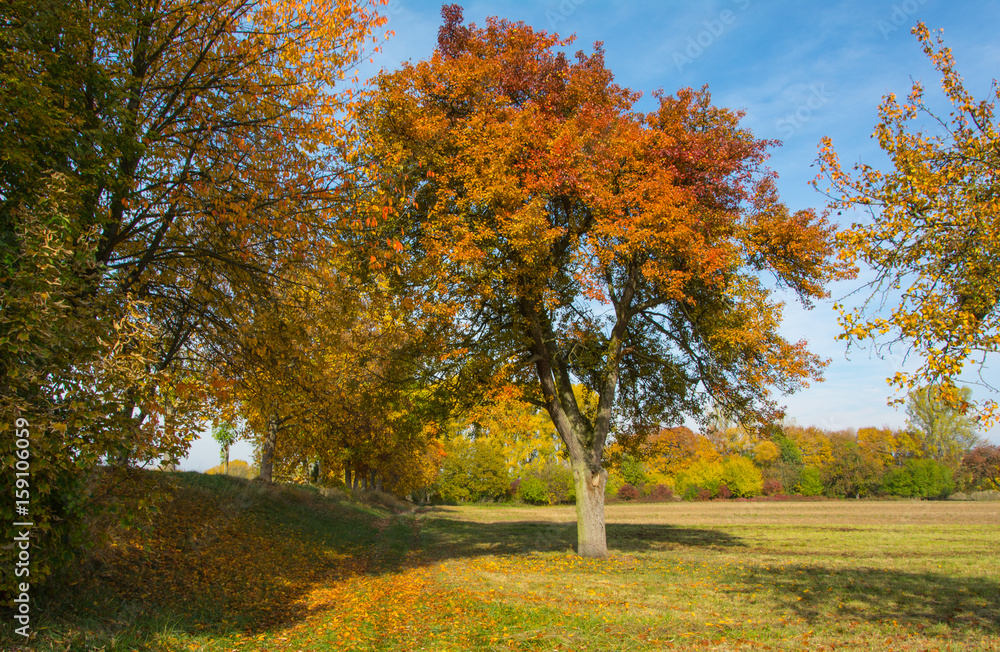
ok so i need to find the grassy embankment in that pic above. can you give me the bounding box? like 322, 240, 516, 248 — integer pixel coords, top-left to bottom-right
7, 471, 999, 651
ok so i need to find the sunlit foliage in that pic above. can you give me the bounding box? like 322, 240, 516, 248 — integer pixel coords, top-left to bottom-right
818, 23, 1000, 423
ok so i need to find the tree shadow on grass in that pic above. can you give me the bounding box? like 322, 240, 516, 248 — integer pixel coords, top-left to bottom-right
412, 513, 745, 562
731, 563, 1000, 633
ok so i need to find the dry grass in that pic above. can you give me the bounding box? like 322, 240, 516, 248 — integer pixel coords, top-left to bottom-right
420, 500, 1000, 651
438, 499, 1000, 526
16, 478, 1000, 651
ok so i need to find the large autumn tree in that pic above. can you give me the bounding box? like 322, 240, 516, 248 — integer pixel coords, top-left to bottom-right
818, 23, 1000, 423
356, 5, 845, 556
1, 0, 388, 583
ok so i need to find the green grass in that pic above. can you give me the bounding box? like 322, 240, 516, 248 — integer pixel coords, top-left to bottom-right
6, 474, 999, 651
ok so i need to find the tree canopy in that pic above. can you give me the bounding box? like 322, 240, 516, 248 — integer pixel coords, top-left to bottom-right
905, 384, 980, 468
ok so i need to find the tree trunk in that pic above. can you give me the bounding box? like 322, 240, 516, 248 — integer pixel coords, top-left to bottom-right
572, 463, 608, 557
224, 446, 230, 475
259, 417, 278, 483
344, 467, 352, 487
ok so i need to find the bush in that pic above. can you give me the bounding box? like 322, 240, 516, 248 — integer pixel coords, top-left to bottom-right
516, 461, 575, 504
518, 476, 550, 504
682, 485, 714, 501
797, 466, 824, 496
717, 483, 733, 499
961, 444, 1000, 491
617, 484, 640, 501
883, 459, 954, 499
205, 459, 258, 479
675, 458, 724, 498
436, 437, 510, 502
646, 484, 674, 501
721, 456, 763, 497
762, 478, 783, 496
820, 440, 881, 498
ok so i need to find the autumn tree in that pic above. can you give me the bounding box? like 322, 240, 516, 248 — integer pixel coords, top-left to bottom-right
0, 178, 162, 586
856, 426, 921, 471
453, 385, 562, 478
818, 23, 1000, 422
206, 259, 452, 494
1, 0, 389, 582
355, 5, 845, 556
213, 422, 239, 476
905, 384, 980, 468
961, 443, 1000, 491
821, 434, 881, 498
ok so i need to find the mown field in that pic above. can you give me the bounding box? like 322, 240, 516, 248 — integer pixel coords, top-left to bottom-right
8, 473, 999, 651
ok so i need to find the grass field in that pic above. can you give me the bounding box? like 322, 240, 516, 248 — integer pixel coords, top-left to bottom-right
9, 473, 999, 651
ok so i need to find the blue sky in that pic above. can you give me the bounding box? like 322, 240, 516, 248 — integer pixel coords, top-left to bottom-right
181, 0, 1000, 470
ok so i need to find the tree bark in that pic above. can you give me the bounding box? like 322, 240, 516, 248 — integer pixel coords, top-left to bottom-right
573, 463, 608, 557
259, 417, 278, 483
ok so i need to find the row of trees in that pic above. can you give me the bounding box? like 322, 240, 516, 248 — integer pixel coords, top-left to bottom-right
421, 383, 997, 504
1, 0, 397, 586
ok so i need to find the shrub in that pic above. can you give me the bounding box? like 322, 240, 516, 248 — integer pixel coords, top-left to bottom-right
883, 459, 954, 499
721, 456, 764, 497
961, 444, 1000, 491
647, 484, 674, 501
797, 466, 824, 496
675, 458, 724, 497
682, 485, 714, 501
762, 478, 784, 496
604, 471, 623, 498
716, 483, 733, 499
436, 437, 510, 502
205, 459, 258, 479
516, 461, 575, 504
518, 476, 550, 504
617, 484, 640, 501
821, 439, 882, 498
